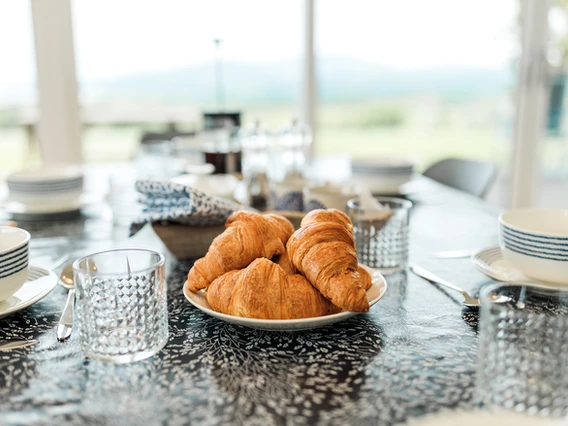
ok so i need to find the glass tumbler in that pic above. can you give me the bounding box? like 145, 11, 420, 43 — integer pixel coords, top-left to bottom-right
477, 283, 568, 417
347, 196, 412, 274
73, 249, 168, 363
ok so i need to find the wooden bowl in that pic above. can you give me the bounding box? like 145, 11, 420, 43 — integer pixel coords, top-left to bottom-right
152, 210, 305, 259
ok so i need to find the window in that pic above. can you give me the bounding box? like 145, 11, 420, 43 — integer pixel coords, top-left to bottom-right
315, 0, 519, 175
0, 1, 37, 174
72, 0, 304, 162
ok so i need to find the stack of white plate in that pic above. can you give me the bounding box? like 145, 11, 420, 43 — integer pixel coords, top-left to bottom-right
351, 157, 415, 194
6, 166, 84, 214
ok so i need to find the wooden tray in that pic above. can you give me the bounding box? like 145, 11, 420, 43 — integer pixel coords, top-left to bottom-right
152, 211, 305, 259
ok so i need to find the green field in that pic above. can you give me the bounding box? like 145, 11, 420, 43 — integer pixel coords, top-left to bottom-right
1, 98, 566, 177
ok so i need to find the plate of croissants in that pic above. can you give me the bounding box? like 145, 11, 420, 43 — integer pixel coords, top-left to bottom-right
183, 208, 387, 331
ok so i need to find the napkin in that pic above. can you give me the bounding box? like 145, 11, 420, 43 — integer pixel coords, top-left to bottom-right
129, 179, 242, 235
359, 185, 394, 222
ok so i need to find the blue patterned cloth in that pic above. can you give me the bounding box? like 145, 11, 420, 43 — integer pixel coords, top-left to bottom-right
130, 179, 242, 235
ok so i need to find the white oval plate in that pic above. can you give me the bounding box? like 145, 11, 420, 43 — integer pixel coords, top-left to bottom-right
471, 246, 536, 283
0, 265, 58, 319
0, 192, 101, 216
183, 265, 387, 331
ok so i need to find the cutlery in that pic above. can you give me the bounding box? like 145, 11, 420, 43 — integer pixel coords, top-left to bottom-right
0, 339, 39, 351
56, 260, 96, 342
430, 248, 481, 259
410, 264, 481, 307
57, 264, 75, 342
49, 254, 70, 271
410, 264, 514, 308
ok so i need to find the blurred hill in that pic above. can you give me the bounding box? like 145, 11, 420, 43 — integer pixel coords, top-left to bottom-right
84, 57, 513, 105
0, 56, 514, 112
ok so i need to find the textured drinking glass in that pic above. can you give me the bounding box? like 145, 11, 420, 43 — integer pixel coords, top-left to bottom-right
477, 283, 568, 417
347, 197, 412, 274
73, 249, 168, 363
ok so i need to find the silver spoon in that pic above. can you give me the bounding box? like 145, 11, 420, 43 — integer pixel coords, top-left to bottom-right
57, 264, 75, 342
57, 261, 97, 342
410, 264, 512, 308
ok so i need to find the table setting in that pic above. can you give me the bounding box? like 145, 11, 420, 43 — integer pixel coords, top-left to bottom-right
0, 138, 567, 425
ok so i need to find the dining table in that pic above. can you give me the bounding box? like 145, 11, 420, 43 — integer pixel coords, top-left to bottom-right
0, 164, 502, 426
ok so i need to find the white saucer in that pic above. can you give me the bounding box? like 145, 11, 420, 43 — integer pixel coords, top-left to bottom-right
0, 193, 102, 218
183, 266, 387, 331
2, 198, 82, 215
0, 266, 58, 319
472, 246, 536, 283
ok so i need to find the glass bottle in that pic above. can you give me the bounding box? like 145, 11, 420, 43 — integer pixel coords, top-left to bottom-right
239, 120, 271, 211
276, 119, 312, 181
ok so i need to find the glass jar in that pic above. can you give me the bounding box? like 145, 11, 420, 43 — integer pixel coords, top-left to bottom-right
239, 121, 271, 210
275, 119, 312, 181
200, 124, 241, 175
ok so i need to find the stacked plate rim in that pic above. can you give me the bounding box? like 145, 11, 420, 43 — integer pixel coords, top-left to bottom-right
351, 157, 415, 193
8, 167, 83, 191
351, 157, 415, 176
7, 177, 83, 193
6, 166, 84, 214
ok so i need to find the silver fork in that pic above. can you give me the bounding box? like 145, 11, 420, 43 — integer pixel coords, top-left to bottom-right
0, 339, 39, 351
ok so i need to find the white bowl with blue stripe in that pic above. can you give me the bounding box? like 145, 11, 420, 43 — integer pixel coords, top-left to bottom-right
499, 209, 568, 284
0, 226, 30, 301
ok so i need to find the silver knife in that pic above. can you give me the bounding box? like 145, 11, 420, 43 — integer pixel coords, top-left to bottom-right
430, 248, 480, 259
409, 264, 481, 307
57, 288, 75, 342
0, 339, 39, 351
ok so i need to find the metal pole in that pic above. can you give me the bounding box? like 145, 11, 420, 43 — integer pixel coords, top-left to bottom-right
510, 0, 550, 208
214, 39, 225, 111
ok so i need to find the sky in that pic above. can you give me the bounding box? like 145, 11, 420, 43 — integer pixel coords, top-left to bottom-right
0, 0, 517, 86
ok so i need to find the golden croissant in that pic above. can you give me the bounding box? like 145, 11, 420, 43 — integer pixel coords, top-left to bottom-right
302, 210, 371, 290
206, 258, 341, 319
301, 209, 372, 289
287, 209, 370, 312
300, 208, 354, 234
358, 265, 372, 291
186, 211, 295, 292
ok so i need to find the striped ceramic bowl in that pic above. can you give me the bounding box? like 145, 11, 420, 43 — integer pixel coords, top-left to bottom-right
499, 209, 568, 285
0, 226, 30, 301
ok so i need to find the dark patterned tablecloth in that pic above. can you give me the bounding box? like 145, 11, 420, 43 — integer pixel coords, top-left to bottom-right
0, 177, 500, 426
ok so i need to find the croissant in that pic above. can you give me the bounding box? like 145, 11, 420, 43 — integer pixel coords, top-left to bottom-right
187, 211, 295, 292
206, 258, 341, 319
287, 209, 369, 312
300, 208, 354, 234
303, 209, 372, 290
273, 249, 296, 275
358, 265, 372, 291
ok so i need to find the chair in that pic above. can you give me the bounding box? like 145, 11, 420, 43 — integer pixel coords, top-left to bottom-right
422, 158, 497, 198
140, 128, 196, 144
